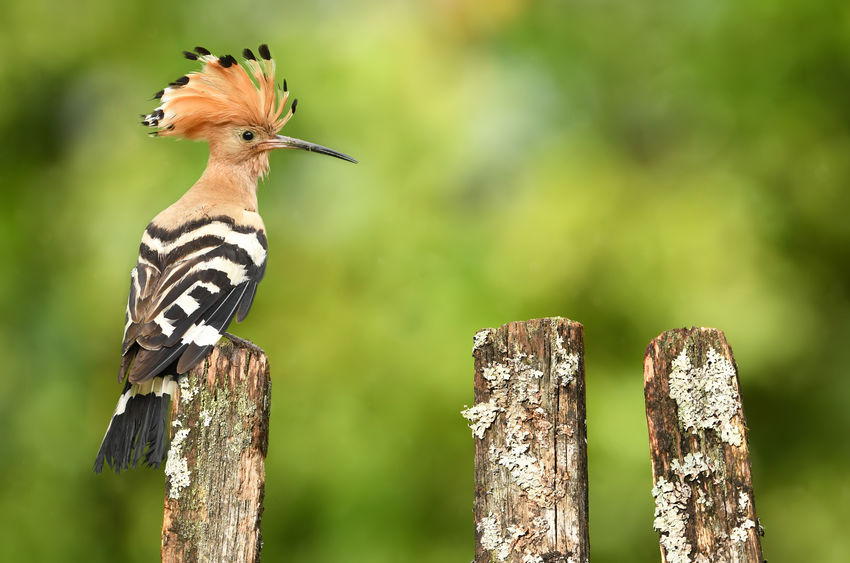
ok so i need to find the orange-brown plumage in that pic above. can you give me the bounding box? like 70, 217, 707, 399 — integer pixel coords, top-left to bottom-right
144, 45, 294, 142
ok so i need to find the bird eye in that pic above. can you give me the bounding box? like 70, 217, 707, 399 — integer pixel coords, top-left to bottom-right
242, 130, 255, 141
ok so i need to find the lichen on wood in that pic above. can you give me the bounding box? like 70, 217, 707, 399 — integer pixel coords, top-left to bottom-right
161, 335, 271, 563
644, 327, 763, 563
466, 318, 589, 563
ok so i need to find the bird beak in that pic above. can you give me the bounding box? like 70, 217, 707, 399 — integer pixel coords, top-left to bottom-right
262, 135, 358, 163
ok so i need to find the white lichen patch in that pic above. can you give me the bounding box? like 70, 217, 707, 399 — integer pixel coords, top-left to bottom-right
738, 490, 749, 512
730, 491, 755, 544
478, 513, 523, 561
200, 409, 213, 427
164, 428, 191, 499
551, 326, 579, 386
482, 361, 513, 385
668, 347, 743, 446
523, 555, 544, 563
671, 452, 714, 481
179, 375, 196, 405
464, 353, 545, 439
495, 356, 546, 499
508, 525, 527, 540
473, 329, 492, 353
730, 518, 755, 543
652, 477, 692, 563
462, 399, 503, 439
491, 443, 545, 503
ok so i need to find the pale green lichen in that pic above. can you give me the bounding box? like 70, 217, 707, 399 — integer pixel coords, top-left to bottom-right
730, 490, 755, 544
550, 321, 579, 386
668, 347, 742, 446
738, 490, 749, 511
478, 513, 512, 561
652, 477, 692, 563
491, 400, 548, 504
671, 452, 715, 481
165, 428, 191, 499
476, 353, 551, 503
500, 354, 544, 402
179, 374, 197, 405
462, 399, 502, 439
730, 519, 755, 543
482, 360, 513, 385
462, 352, 544, 442
473, 328, 492, 354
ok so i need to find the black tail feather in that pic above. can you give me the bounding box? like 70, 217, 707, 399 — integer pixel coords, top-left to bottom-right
94, 379, 174, 474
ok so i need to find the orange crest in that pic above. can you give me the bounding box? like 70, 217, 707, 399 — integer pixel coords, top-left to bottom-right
142, 45, 295, 139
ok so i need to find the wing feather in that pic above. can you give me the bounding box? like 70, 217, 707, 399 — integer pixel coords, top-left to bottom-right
175, 282, 250, 374
118, 218, 267, 384
235, 281, 258, 322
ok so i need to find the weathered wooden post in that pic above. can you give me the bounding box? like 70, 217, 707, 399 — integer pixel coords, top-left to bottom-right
644, 327, 763, 562
161, 335, 271, 563
463, 317, 589, 563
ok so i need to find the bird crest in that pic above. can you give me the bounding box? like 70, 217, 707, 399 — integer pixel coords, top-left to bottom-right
142, 45, 295, 140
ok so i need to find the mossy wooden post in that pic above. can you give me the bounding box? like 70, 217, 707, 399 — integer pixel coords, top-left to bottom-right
463, 317, 589, 563
161, 335, 271, 563
644, 327, 763, 563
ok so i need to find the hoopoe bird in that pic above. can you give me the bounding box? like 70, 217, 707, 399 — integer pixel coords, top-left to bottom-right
94, 44, 356, 473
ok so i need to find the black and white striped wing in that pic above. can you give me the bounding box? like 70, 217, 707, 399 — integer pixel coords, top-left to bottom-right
119, 218, 267, 383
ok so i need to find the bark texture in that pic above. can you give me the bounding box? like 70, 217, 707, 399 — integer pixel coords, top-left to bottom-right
161, 335, 271, 563
465, 317, 589, 563
644, 327, 763, 563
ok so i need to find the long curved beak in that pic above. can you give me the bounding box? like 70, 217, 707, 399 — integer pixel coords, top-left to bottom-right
262, 135, 358, 163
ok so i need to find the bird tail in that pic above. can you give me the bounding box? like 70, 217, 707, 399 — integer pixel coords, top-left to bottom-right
94, 375, 178, 474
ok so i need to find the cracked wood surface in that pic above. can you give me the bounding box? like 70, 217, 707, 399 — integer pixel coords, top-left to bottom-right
161, 335, 271, 563
644, 327, 763, 563
469, 318, 589, 563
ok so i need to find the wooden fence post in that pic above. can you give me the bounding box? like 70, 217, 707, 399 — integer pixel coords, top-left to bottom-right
644, 327, 763, 562
464, 317, 589, 563
161, 335, 271, 563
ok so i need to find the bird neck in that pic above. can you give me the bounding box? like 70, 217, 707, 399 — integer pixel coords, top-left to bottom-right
191, 155, 264, 212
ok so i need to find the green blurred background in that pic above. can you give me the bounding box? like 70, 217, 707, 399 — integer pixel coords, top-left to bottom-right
2, 0, 849, 561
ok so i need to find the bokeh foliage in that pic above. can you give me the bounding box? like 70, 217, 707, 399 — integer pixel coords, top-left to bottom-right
1, 0, 849, 561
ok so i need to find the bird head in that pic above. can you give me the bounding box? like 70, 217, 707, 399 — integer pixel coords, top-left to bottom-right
142, 45, 356, 175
